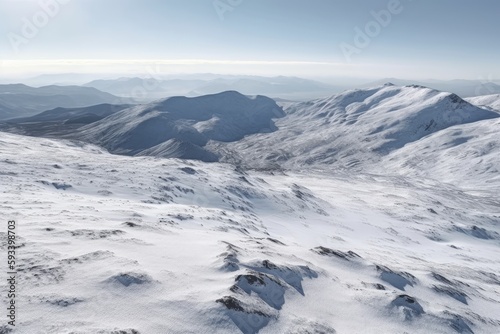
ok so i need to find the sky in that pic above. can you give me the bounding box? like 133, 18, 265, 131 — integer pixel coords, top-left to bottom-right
0, 0, 499, 81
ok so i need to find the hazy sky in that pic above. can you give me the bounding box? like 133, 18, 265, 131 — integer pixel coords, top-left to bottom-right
0, 0, 499, 80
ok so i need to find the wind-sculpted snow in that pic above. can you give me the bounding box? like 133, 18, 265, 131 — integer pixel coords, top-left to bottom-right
390, 294, 425, 320
1, 131, 499, 333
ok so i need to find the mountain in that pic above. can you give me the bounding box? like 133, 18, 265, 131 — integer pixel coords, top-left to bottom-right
0, 104, 131, 137
71, 91, 284, 161
381, 117, 500, 190
84, 75, 339, 101
210, 84, 499, 172
1, 84, 500, 333
0, 84, 129, 120
2, 84, 498, 176
465, 94, 500, 112
362, 78, 500, 98
0, 130, 498, 333
24, 73, 107, 86
8, 103, 132, 124
84, 77, 207, 101
187, 76, 338, 100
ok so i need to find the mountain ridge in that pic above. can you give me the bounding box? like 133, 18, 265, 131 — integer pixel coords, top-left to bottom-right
71, 91, 284, 161
0, 83, 130, 120
211, 84, 499, 174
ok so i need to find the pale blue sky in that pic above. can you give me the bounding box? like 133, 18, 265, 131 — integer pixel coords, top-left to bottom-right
0, 0, 499, 80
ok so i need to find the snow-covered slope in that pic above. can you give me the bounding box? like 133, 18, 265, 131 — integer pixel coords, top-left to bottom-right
1, 131, 499, 333
381, 117, 500, 191
362, 79, 500, 98
136, 138, 219, 162
73, 91, 284, 161
210, 84, 499, 172
466, 94, 500, 112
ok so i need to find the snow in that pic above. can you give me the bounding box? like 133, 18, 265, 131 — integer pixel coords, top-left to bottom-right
1, 130, 499, 333
381, 117, 500, 191
466, 94, 500, 112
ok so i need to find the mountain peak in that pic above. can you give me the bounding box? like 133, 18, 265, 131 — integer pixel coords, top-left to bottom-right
74, 91, 284, 158
215, 85, 499, 169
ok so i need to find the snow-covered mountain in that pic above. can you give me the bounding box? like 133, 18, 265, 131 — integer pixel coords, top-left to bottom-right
1, 131, 499, 334
211, 84, 499, 173
1, 84, 498, 182
381, 116, 500, 190
71, 91, 284, 161
466, 94, 500, 112
362, 79, 500, 98
2, 84, 498, 181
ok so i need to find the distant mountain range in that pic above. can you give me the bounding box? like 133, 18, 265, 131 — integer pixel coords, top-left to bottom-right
0, 104, 131, 137
5, 75, 498, 111
0, 84, 130, 120
83, 76, 339, 101
2, 83, 499, 189
83, 76, 500, 102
